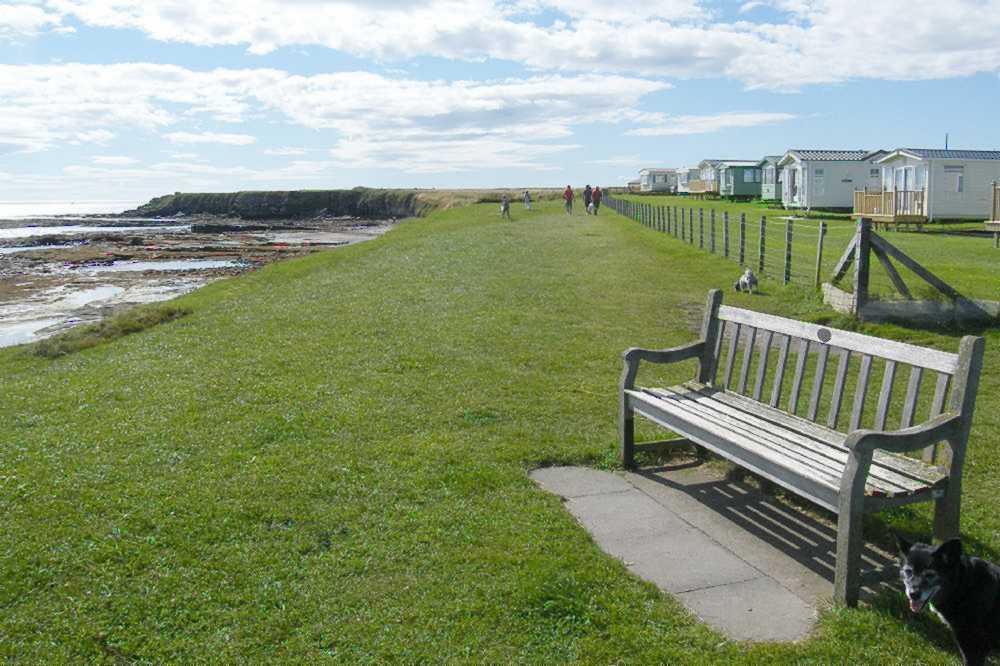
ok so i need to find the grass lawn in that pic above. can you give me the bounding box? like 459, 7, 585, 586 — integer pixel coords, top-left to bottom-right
2, 200, 998, 663
620, 194, 1000, 304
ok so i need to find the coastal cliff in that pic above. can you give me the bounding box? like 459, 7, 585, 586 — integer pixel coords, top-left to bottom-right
128, 188, 431, 220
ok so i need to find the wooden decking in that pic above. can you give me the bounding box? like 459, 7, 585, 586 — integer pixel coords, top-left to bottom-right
687, 179, 719, 197
853, 190, 927, 227
992, 182, 1000, 222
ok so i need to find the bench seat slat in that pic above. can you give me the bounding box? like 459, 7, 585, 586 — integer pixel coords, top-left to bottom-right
645, 386, 940, 496
684, 382, 946, 487
643, 388, 905, 496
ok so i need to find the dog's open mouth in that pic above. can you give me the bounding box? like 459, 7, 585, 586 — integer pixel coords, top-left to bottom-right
909, 587, 939, 614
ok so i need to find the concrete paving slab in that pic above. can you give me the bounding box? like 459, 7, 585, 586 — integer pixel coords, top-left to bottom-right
529, 463, 872, 642
677, 576, 817, 643
564, 490, 686, 541
530, 466, 632, 498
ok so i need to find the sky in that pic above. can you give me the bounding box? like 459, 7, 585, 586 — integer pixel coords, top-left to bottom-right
1, 0, 1000, 203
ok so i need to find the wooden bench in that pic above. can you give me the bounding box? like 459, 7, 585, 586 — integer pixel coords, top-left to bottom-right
620, 290, 985, 606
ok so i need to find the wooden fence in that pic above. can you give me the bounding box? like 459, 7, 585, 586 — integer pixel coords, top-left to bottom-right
992, 182, 1000, 222
852, 190, 926, 219
604, 193, 829, 288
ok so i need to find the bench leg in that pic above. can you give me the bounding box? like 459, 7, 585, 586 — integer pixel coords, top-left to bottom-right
934, 438, 964, 543
834, 509, 864, 607
835, 450, 870, 607
620, 395, 635, 469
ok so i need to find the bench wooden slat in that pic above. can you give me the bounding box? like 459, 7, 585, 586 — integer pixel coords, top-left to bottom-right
642, 386, 942, 496
827, 348, 851, 430
648, 387, 919, 495
737, 326, 757, 395
807, 344, 831, 422
718, 305, 959, 374
753, 330, 774, 402
789, 339, 809, 415
849, 354, 873, 431
684, 383, 946, 488
770, 334, 791, 408
900, 366, 923, 429
874, 360, 897, 431
924, 373, 951, 463
724, 322, 741, 390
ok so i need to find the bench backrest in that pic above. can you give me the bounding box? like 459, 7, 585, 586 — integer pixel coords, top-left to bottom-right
697, 291, 984, 463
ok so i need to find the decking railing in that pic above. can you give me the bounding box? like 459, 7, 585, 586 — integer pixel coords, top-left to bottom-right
852, 190, 926, 219
991, 182, 1000, 222
687, 179, 718, 195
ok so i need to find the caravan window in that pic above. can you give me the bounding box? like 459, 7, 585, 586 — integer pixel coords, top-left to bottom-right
944, 165, 964, 193
743, 170, 754, 183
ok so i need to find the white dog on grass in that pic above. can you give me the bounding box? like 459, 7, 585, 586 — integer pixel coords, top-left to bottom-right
734, 268, 758, 294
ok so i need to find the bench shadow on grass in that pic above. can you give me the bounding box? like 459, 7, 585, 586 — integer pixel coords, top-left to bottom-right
633, 457, 959, 653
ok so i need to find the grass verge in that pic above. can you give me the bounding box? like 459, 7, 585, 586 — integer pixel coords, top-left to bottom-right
0, 200, 995, 663
31, 303, 192, 358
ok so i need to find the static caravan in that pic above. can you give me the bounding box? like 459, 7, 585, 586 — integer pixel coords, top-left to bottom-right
676, 167, 701, 195
717, 161, 762, 198
779, 149, 885, 210
758, 156, 783, 201
639, 168, 677, 193
690, 159, 723, 195
857, 149, 1000, 222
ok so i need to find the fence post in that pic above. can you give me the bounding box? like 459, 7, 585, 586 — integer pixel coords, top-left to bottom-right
666, 206, 672, 234
673, 207, 679, 237
815, 222, 827, 288
758, 215, 766, 273
784, 219, 793, 285
698, 209, 705, 249
710, 209, 717, 254
658, 206, 664, 232
854, 219, 872, 315
739, 213, 746, 265
681, 208, 687, 242
689, 208, 695, 244
723, 211, 729, 258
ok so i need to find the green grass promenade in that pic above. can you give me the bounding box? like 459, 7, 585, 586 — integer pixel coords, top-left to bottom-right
2, 201, 998, 663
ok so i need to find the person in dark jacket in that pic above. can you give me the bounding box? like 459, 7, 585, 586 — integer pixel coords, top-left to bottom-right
591, 186, 602, 215
583, 185, 593, 214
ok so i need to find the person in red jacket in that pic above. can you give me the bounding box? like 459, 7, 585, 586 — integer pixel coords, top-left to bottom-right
591, 186, 602, 215
563, 185, 573, 215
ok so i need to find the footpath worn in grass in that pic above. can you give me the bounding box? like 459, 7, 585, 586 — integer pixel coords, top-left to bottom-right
1, 202, 997, 663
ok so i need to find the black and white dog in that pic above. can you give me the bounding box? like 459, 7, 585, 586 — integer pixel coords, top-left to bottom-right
897, 534, 1000, 666
734, 268, 758, 294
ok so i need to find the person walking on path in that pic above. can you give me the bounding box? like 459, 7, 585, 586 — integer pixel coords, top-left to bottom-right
523, 190, 532, 210
563, 185, 573, 214
500, 193, 511, 220
591, 186, 602, 215
583, 185, 593, 214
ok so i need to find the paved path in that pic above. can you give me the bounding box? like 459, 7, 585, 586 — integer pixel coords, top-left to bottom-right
530, 464, 896, 642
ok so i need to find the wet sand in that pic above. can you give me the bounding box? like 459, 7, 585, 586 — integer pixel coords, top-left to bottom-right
0, 215, 392, 347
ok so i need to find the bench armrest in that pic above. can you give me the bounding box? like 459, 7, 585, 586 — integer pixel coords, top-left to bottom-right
621, 341, 705, 390
843, 413, 963, 455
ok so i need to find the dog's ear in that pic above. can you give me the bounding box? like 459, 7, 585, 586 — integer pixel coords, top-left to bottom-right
934, 538, 963, 568
895, 533, 913, 556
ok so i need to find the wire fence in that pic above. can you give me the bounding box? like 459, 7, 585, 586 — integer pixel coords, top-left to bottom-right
604, 193, 845, 288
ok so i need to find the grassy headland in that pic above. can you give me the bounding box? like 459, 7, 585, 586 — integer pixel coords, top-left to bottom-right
1, 200, 996, 663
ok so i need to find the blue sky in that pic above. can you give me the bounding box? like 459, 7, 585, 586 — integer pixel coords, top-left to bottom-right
1, 0, 999, 203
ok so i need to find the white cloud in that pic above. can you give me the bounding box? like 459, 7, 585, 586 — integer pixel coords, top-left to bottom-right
92, 155, 137, 165
627, 111, 797, 136
0, 3, 64, 37
37, 0, 1000, 89
165, 131, 257, 145
0, 62, 671, 171
586, 154, 641, 167
263, 147, 309, 156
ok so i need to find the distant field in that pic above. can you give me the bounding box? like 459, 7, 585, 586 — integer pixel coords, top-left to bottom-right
621, 194, 1000, 303
1, 200, 996, 663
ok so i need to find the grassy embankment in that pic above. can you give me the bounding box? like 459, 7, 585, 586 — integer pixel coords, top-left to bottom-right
621, 194, 1000, 303
2, 200, 998, 663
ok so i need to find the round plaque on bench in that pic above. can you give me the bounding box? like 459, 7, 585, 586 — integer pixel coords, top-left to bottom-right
817, 328, 832, 343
